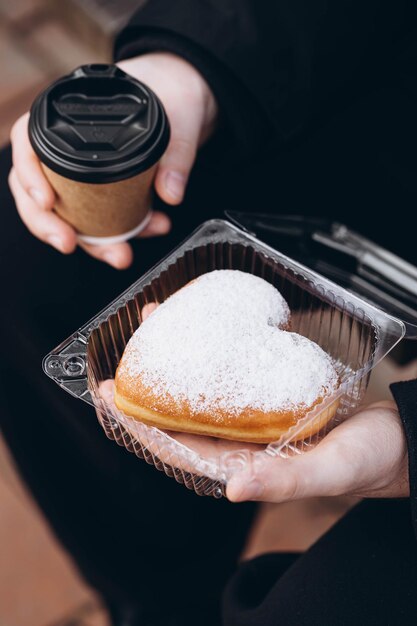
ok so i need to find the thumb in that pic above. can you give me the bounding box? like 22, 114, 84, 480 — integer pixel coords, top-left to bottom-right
226, 404, 403, 503
154, 106, 203, 205
226, 444, 342, 503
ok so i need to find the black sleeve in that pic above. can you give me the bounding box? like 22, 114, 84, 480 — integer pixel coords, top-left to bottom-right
114, 0, 416, 154
391, 380, 417, 539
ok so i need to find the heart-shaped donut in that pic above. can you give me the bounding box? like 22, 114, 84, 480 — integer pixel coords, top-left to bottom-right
114, 270, 339, 443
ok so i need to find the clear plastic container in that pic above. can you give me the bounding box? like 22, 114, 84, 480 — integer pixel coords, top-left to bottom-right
43, 219, 407, 498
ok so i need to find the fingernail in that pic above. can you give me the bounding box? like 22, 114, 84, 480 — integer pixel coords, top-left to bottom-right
165, 171, 185, 201
103, 251, 120, 267
48, 235, 65, 253
146, 216, 171, 237
229, 476, 264, 502
243, 479, 264, 500
29, 187, 46, 208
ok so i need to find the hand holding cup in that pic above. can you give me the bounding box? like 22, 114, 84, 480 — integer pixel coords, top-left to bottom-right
9, 53, 218, 268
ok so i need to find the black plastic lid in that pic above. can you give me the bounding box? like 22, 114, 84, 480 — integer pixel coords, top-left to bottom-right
29, 64, 170, 184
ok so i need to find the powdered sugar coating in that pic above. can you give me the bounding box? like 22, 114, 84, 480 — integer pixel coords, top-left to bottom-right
118, 270, 338, 416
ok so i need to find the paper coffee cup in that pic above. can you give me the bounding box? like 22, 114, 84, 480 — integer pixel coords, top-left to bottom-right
29, 64, 170, 244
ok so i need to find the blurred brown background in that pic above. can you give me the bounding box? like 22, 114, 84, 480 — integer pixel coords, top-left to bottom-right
1, 1, 416, 625
0, 0, 145, 146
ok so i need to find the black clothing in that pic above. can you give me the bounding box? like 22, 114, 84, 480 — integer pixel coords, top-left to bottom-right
391, 380, 417, 538
115, 0, 417, 265
115, 0, 416, 146
224, 500, 417, 626
2, 1, 417, 624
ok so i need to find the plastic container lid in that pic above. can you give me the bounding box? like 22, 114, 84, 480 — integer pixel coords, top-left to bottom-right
29, 64, 170, 184
226, 211, 417, 339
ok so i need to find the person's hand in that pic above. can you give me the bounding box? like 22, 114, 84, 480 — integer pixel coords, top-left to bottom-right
9, 53, 218, 268
98, 382, 409, 500
226, 401, 409, 502
96, 370, 409, 502
117, 53, 218, 206
94, 305, 409, 501
94, 296, 409, 500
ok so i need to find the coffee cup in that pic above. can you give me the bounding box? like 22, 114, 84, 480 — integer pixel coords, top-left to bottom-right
29, 64, 170, 244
